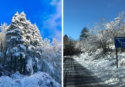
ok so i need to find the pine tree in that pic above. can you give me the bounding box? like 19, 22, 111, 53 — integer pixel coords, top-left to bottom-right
79, 27, 89, 41
5, 12, 44, 75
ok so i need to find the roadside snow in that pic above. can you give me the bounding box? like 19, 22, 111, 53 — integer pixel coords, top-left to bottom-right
73, 51, 125, 87
0, 72, 61, 87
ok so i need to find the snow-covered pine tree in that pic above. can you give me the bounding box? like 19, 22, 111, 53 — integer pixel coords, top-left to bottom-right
4, 12, 61, 84
5, 12, 43, 75
5, 12, 44, 74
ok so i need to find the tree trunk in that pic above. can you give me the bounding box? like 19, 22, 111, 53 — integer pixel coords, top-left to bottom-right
20, 54, 23, 74
1, 41, 2, 52
14, 57, 17, 72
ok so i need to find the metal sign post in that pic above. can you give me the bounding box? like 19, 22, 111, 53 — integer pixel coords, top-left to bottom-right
115, 48, 118, 68
115, 37, 125, 68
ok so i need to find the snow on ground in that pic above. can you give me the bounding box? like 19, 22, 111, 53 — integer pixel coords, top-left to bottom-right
0, 71, 61, 87
73, 48, 125, 87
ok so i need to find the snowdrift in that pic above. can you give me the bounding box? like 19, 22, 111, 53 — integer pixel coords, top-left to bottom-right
0, 72, 61, 87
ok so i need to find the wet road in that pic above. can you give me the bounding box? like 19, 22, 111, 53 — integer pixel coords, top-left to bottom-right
63, 57, 110, 87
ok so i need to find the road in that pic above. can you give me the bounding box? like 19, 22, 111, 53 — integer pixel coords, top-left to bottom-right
63, 57, 110, 87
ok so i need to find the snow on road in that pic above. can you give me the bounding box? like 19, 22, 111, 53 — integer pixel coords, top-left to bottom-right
73, 49, 125, 87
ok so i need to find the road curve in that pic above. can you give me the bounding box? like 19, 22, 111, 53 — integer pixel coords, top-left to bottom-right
63, 57, 110, 87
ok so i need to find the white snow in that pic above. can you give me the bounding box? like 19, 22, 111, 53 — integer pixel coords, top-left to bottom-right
12, 53, 20, 57
15, 12, 19, 16
11, 36, 17, 39
35, 57, 41, 70
6, 28, 20, 35
37, 47, 44, 52
0, 72, 61, 87
14, 28, 20, 32
18, 44, 26, 51
10, 47, 19, 53
36, 51, 42, 56
73, 49, 125, 87
28, 45, 35, 53
20, 11, 26, 17
18, 26, 24, 30
26, 58, 33, 75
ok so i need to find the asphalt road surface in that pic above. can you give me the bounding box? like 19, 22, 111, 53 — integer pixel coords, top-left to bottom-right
63, 57, 110, 87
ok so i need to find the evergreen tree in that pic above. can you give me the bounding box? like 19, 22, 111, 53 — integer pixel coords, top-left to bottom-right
79, 27, 89, 40
63, 34, 69, 49
63, 35, 81, 56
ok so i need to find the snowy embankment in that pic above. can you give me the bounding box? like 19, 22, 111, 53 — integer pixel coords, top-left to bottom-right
73, 46, 125, 87
0, 72, 61, 87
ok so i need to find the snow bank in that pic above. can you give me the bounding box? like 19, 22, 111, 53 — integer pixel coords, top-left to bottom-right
0, 72, 61, 87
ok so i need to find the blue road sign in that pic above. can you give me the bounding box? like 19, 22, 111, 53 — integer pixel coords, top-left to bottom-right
115, 37, 125, 48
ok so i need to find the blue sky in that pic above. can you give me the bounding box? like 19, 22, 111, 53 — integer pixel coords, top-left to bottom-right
0, 0, 62, 42
64, 0, 125, 40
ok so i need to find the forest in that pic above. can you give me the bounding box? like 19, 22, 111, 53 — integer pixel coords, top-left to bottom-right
64, 11, 125, 57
